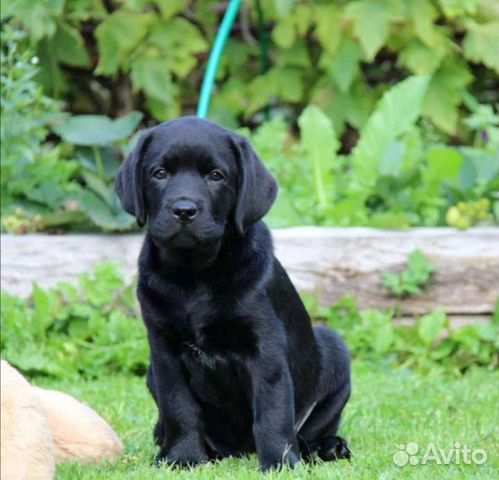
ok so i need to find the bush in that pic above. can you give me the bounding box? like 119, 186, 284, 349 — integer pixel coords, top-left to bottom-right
3, 0, 498, 138
249, 80, 498, 228
0, 263, 148, 378
1, 27, 142, 233
1, 1, 498, 232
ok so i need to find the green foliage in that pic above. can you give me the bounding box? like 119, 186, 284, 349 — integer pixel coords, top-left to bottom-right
0, 263, 148, 379
2, 2, 499, 232
321, 295, 499, 373
53, 112, 143, 146
252, 85, 499, 229
2, 263, 497, 380
2, 0, 497, 136
0, 26, 83, 232
382, 250, 436, 298
0, 27, 142, 233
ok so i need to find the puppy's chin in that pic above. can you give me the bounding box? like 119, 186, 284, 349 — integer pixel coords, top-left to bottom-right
149, 221, 225, 268
168, 231, 199, 249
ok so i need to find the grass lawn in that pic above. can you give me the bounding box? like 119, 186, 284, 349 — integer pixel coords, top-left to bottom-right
37, 363, 499, 480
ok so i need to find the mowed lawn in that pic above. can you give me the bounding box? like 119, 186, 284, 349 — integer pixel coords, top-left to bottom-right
37, 364, 499, 480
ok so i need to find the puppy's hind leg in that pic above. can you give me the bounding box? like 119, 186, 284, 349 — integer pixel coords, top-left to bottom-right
298, 326, 352, 462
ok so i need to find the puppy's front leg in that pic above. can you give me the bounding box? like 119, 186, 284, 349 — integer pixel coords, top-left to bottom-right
249, 353, 300, 471
147, 329, 208, 467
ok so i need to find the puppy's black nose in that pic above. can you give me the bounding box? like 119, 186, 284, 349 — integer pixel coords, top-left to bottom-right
171, 200, 198, 223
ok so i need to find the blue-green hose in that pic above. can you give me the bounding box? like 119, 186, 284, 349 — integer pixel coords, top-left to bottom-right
196, 0, 243, 118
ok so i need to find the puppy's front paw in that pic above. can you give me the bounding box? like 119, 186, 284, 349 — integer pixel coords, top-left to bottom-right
260, 446, 300, 472
155, 444, 209, 468
318, 435, 351, 462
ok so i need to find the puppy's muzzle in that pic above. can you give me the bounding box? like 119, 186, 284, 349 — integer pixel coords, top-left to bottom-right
171, 199, 199, 224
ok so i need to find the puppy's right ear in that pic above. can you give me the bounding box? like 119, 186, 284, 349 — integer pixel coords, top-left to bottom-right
115, 130, 152, 228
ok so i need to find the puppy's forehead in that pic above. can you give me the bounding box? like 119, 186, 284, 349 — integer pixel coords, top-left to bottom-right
146, 117, 236, 163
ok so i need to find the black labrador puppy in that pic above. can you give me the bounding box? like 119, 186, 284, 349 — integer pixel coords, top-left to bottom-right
115, 117, 351, 471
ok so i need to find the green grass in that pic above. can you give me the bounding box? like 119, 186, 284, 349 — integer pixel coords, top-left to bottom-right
36, 363, 499, 480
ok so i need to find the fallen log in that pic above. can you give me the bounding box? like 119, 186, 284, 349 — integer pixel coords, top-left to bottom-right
1, 228, 498, 318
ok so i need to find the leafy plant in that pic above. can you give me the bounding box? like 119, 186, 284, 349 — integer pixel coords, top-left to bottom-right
382, 249, 436, 298
324, 295, 499, 373
2, 263, 497, 379
0, 263, 148, 379
2, 0, 498, 139
252, 84, 499, 230
52, 112, 143, 231
0, 27, 142, 233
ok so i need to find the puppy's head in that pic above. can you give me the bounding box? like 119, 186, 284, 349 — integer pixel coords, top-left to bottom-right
115, 116, 277, 253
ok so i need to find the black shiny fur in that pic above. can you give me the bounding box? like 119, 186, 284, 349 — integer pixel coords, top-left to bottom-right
115, 117, 351, 471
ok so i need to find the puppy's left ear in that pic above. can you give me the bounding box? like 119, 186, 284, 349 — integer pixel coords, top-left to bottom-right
115, 130, 153, 228
232, 135, 278, 235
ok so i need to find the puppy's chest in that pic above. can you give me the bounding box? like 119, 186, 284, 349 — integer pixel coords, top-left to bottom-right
174, 290, 258, 367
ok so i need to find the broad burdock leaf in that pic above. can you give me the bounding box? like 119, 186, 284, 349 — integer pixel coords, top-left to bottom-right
298, 105, 339, 209
53, 112, 143, 146
349, 76, 430, 195
75, 190, 136, 231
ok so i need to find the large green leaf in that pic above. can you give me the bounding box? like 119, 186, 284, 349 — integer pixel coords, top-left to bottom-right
272, 16, 296, 49
153, 0, 188, 19
418, 310, 447, 345
95, 11, 155, 75
322, 39, 363, 93
53, 112, 143, 146
398, 39, 446, 75
463, 22, 499, 74
52, 23, 90, 67
350, 76, 430, 194
298, 105, 339, 209
313, 4, 342, 56
422, 60, 472, 134
345, 0, 397, 61
2, 0, 64, 41
422, 146, 463, 197
148, 18, 208, 78
75, 190, 136, 231
409, 0, 438, 46
131, 56, 174, 103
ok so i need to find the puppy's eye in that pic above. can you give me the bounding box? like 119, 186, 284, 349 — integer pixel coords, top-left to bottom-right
207, 170, 224, 182
153, 168, 169, 180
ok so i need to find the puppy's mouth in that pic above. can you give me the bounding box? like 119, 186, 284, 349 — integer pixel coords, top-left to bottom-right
150, 221, 225, 250
169, 230, 199, 249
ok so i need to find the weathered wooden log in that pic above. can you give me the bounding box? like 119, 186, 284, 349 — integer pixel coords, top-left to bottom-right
1, 228, 498, 317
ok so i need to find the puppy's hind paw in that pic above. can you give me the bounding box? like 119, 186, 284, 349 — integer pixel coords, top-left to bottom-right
318, 435, 351, 462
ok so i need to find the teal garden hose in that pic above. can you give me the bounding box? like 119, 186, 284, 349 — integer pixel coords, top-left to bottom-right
196, 0, 243, 118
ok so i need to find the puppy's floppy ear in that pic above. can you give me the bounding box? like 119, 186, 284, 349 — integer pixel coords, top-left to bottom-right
115, 130, 153, 228
232, 135, 278, 235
